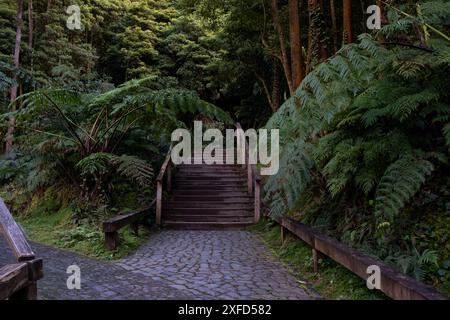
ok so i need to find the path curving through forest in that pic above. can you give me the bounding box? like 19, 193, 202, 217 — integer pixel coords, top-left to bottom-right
0, 230, 316, 300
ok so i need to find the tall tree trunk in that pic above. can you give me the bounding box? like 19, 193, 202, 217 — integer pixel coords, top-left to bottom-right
343, 0, 353, 44
271, 0, 294, 95
5, 0, 24, 155
28, 0, 33, 49
330, 0, 338, 53
272, 58, 281, 112
306, 0, 327, 72
289, 0, 303, 90
305, 2, 314, 75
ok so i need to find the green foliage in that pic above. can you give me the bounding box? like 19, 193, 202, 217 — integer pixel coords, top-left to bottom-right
374, 155, 434, 224
264, 31, 449, 229
386, 248, 439, 281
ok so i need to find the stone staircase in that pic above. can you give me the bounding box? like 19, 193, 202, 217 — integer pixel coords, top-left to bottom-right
162, 152, 255, 229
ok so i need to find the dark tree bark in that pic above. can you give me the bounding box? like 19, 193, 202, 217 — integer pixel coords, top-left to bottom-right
343, 0, 353, 43
330, 0, 339, 53
271, 0, 294, 95
289, 0, 304, 90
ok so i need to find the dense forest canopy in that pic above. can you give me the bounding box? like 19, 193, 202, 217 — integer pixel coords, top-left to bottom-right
0, 0, 449, 295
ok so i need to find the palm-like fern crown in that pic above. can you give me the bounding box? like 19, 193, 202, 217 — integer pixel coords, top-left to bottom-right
4, 76, 233, 195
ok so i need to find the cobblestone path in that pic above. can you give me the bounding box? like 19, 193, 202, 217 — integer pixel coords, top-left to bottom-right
0, 230, 316, 300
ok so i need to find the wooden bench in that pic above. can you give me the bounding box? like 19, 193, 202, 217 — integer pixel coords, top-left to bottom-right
0, 198, 43, 300
102, 200, 155, 251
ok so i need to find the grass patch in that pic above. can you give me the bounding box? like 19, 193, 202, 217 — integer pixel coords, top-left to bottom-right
251, 219, 388, 300
16, 207, 154, 260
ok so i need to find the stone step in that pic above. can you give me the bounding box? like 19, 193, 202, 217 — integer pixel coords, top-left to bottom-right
172, 195, 252, 201
175, 171, 244, 176
164, 202, 253, 209
163, 208, 253, 215
163, 215, 253, 222
163, 208, 255, 217
174, 181, 247, 187
162, 221, 253, 230
171, 189, 248, 195
177, 165, 243, 169
175, 178, 246, 183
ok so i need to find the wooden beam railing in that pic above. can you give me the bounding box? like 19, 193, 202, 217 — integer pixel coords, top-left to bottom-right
273, 215, 449, 300
236, 123, 262, 223
156, 144, 174, 226
0, 198, 43, 300
102, 200, 156, 250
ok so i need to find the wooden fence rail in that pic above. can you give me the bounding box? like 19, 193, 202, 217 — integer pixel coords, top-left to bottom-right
273, 215, 449, 300
236, 123, 261, 223
102, 200, 156, 250
0, 198, 43, 300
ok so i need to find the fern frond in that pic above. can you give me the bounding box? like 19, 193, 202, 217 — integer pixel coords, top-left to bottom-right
374, 154, 434, 222
110, 155, 154, 187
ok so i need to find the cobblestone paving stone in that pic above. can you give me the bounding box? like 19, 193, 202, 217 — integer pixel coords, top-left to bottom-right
0, 231, 316, 300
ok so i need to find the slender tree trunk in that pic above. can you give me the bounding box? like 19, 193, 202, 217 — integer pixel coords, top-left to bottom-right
343, 0, 353, 44
272, 58, 281, 112
5, 0, 24, 155
271, 0, 294, 95
254, 72, 275, 112
330, 0, 338, 53
289, 0, 303, 90
305, 3, 314, 75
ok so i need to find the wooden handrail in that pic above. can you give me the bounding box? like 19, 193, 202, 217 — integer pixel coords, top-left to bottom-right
236, 123, 261, 223
0, 199, 35, 262
0, 198, 43, 300
102, 199, 157, 250
156, 144, 174, 226
156, 144, 173, 182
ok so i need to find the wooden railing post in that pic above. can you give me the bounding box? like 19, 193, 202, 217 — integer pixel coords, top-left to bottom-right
312, 248, 319, 273
155, 144, 173, 227
247, 163, 253, 195
156, 180, 162, 226
167, 164, 172, 192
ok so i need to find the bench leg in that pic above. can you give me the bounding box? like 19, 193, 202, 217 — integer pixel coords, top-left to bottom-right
105, 231, 119, 251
